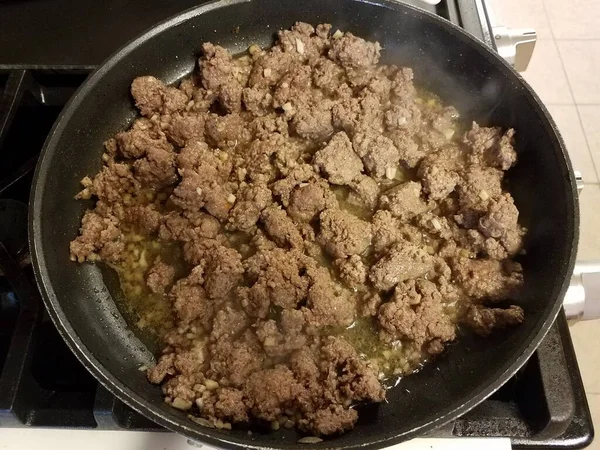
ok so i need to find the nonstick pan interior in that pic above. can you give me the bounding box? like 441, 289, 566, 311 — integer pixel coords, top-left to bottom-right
30, 0, 578, 448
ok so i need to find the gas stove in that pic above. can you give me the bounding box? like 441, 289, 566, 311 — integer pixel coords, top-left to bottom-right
0, 0, 595, 449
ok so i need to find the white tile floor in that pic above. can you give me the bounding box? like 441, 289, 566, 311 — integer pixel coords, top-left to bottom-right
488, 0, 600, 447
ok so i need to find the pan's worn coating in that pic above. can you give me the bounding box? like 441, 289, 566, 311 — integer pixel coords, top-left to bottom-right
29, 0, 578, 448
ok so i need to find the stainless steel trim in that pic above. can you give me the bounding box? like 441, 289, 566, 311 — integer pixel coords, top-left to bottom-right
482, 0, 537, 71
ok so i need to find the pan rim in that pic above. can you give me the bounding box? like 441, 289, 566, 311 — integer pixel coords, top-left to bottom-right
29, 0, 579, 447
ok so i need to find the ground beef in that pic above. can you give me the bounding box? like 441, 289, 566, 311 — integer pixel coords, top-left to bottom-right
130, 76, 187, 117
133, 146, 178, 188
210, 306, 248, 342
313, 131, 364, 185
226, 182, 272, 232
166, 113, 206, 147
239, 249, 313, 317
261, 205, 304, 249
478, 193, 519, 239
379, 181, 431, 221
464, 304, 524, 336
69, 209, 126, 265
244, 366, 301, 422
115, 127, 173, 160
72, 23, 527, 437
463, 123, 518, 170
200, 43, 250, 114
378, 279, 456, 350
336, 255, 368, 290
370, 241, 434, 291
146, 258, 175, 294
353, 129, 400, 178
348, 175, 380, 210
303, 266, 356, 328
203, 245, 244, 300
318, 208, 372, 258
169, 266, 214, 328
288, 179, 338, 222
329, 33, 381, 69
451, 257, 523, 302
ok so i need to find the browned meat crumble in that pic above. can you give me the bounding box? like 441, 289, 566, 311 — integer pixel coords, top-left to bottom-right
70, 22, 526, 436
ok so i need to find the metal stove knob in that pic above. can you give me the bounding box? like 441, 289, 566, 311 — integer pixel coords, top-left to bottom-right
492, 26, 537, 72
565, 172, 600, 320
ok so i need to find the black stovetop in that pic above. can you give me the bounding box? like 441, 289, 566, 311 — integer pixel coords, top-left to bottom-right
0, 0, 594, 448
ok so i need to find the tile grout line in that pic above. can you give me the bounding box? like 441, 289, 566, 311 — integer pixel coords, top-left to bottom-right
540, 1, 600, 182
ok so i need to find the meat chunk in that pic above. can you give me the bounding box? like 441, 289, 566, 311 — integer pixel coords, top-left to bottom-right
200, 43, 250, 113
288, 179, 338, 222
348, 175, 380, 210
313, 58, 346, 94
271, 164, 316, 206
371, 210, 423, 255
391, 132, 422, 168
244, 367, 300, 421
159, 210, 221, 242
451, 257, 523, 302
255, 312, 307, 357
463, 123, 518, 170
204, 113, 251, 149
292, 101, 335, 141
384, 103, 421, 133
125, 204, 162, 235
261, 205, 304, 249
301, 405, 358, 436
377, 279, 456, 349
369, 241, 434, 291
320, 336, 384, 402
239, 249, 314, 317
313, 131, 363, 185
318, 208, 372, 258
478, 193, 519, 239
69, 210, 124, 264
115, 128, 173, 160
391, 67, 417, 100
213, 388, 249, 423
329, 33, 381, 69
464, 304, 524, 336
133, 146, 178, 188
169, 266, 213, 327
130, 76, 187, 117
272, 64, 313, 108
457, 166, 503, 222
417, 161, 461, 201
332, 91, 383, 136
207, 330, 264, 387
336, 255, 367, 289
277, 22, 330, 63
147, 353, 175, 384
303, 266, 356, 328
249, 47, 296, 88
146, 258, 176, 294
226, 182, 272, 232
203, 246, 244, 300
379, 181, 431, 221
166, 113, 206, 147
353, 129, 400, 178
210, 306, 248, 342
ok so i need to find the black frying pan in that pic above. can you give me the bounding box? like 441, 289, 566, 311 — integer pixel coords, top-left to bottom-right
29, 0, 579, 448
